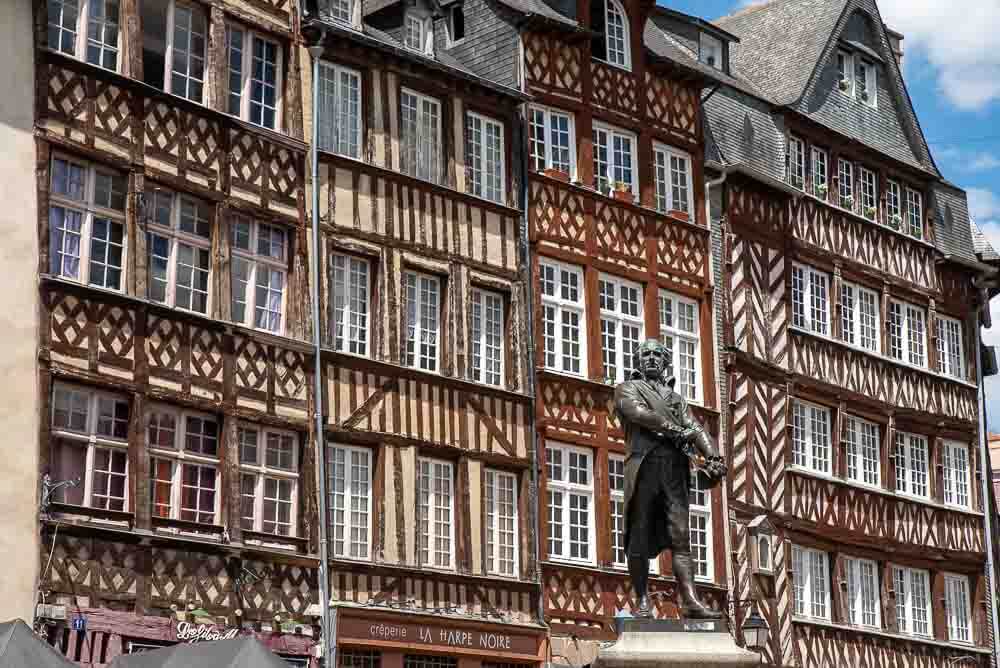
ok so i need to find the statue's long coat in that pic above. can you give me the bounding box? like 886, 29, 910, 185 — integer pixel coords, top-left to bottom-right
613, 377, 710, 558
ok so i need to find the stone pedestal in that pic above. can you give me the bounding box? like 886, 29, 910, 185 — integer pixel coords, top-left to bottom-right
593, 619, 761, 668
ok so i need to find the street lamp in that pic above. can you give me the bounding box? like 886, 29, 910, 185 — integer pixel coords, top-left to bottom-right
741, 610, 770, 654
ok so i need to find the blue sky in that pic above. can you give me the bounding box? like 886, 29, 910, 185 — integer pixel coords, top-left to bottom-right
665, 0, 1000, 431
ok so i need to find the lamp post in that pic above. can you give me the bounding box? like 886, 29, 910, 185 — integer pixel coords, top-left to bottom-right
740, 610, 770, 662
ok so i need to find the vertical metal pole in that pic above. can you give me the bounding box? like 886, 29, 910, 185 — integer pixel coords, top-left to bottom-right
975, 324, 1000, 666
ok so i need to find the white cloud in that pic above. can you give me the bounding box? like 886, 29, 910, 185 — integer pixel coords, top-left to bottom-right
876, 0, 1000, 111
934, 147, 1000, 173
969, 187, 1000, 223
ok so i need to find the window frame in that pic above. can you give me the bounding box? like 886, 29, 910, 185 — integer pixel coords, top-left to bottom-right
788, 135, 806, 190
811, 146, 828, 197
836, 50, 854, 97
844, 414, 881, 489
403, 269, 442, 373
859, 165, 878, 220
545, 442, 595, 566
471, 287, 505, 387
698, 32, 723, 70
844, 556, 881, 629
944, 572, 973, 644
316, 60, 362, 159
47, 0, 122, 71
840, 280, 880, 353
230, 216, 289, 335
166, 1, 209, 103
528, 105, 577, 178
465, 111, 506, 204
791, 263, 830, 337
887, 299, 927, 369
792, 544, 831, 621
893, 565, 932, 637
906, 187, 923, 239
328, 443, 374, 560
942, 440, 972, 510
404, 12, 431, 53
400, 88, 443, 185
854, 57, 877, 107
417, 456, 455, 570
609, 453, 659, 573
689, 471, 713, 582
484, 468, 519, 577
225, 25, 283, 131
331, 252, 371, 357
658, 289, 701, 404
791, 399, 832, 475
447, 5, 465, 45
838, 158, 854, 209
598, 273, 645, 384
147, 404, 221, 525
539, 259, 587, 378
598, 0, 630, 70
592, 122, 638, 199
653, 143, 694, 215
937, 314, 965, 380
145, 188, 212, 315
893, 431, 929, 500
238, 423, 299, 538
886, 180, 902, 227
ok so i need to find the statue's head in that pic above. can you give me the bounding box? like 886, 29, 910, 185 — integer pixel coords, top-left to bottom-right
629, 339, 674, 384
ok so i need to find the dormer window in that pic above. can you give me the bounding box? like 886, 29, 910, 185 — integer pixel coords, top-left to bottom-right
448, 5, 465, 45
699, 33, 723, 70
591, 0, 630, 70
405, 13, 430, 53
836, 50, 876, 107
329, 0, 352, 23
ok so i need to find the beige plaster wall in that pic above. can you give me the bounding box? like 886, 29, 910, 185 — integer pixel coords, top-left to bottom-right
0, 0, 41, 625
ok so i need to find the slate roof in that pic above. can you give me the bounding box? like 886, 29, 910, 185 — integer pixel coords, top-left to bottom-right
931, 183, 977, 262
973, 222, 1000, 263
363, 0, 577, 26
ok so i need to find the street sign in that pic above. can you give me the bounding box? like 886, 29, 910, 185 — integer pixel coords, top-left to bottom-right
71, 617, 86, 633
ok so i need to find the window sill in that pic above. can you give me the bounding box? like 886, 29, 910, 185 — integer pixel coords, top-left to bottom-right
592, 57, 632, 74
243, 529, 307, 549
47, 503, 133, 526
791, 616, 990, 654
797, 188, 936, 252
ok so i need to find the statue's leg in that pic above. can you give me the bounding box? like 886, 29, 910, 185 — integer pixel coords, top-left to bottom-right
627, 556, 652, 618
673, 551, 722, 620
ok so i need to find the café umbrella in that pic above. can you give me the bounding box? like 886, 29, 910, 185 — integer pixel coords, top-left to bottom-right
108, 636, 292, 668
0, 619, 77, 668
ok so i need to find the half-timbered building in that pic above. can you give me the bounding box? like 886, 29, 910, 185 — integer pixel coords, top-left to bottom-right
30, 0, 323, 660
700, 0, 997, 665
299, 5, 548, 668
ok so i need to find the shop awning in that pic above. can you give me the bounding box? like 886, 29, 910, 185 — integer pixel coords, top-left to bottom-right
0, 619, 77, 668
108, 637, 294, 668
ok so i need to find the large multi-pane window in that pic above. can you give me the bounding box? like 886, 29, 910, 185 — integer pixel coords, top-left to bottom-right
231, 217, 287, 334
886, 180, 902, 225
888, 299, 927, 368
540, 260, 586, 376
845, 556, 880, 629
239, 424, 298, 537
49, 156, 127, 290
546, 443, 593, 564
844, 415, 880, 487
592, 123, 637, 198
811, 147, 828, 196
791, 545, 830, 621
331, 253, 370, 356
840, 281, 879, 352
788, 136, 806, 189
942, 441, 971, 510
51, 384, 130, 511
659, 290, 700, 403
528, 106, 575, 176
484, 469, 518, 576
609, 455, 659, 573
792, 264, 829, 335
937, 315, 965, 380
599, 275, 644, 383
791, 400, 831, 474
906, 188, 924, 239
838, 159, 854, 208
689, 473, 712, 581
417, 458, 454, 569
945, 573, 972, 643
594, 0, 629, 69
894, 566, 932, 637
48, 0, 121, 70
146, 189, 211, 314
317, 61, 361, 158
466, 113, 505, 203
653, 144, 693, 215
859, 166, 878, 220
227, 26, 281, 130
404, 271, 440, 372
328, 444, 372, 559
894, 432, 929, 499
471, 288, 504, 386
326, 0, 352, 23
147, 406, 219, 524
400, 89, 442, 184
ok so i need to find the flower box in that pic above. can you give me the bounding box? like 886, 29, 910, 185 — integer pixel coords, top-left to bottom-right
543, 168, 570, 183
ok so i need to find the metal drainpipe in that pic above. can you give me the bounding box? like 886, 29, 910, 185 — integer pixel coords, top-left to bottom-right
308, 39, 334, 668
974, 322, 1000, 665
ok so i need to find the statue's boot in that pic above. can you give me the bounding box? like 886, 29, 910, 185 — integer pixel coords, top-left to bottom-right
628, 557, 654, 618
673, 552, 722, 620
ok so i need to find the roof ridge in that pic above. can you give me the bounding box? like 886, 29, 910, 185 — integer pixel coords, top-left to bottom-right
714, 0, 782, 25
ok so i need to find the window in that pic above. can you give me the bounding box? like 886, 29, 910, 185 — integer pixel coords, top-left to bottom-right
844, 415, 880, 487
791, 400, 831, 474
840, 281, 879, 352
231, 217, 287, 334
811, 147, 828, 196
855, 58, 876, 106
48, 0, 120, 70
894, 566, 931, 637
146, 189, 211, 314
546, 443, 593, 564
226, 26, 282, 130
906, 188, 923, 239
448, 5, 465, 44
328, 444, 372, 559
609, 455, 659, 572
845, 557, 880, 629
406, 656, 455, 668
404, 14, 428, 52
942, 441, 971, 510
147, 406, 219, 524
51, 384, 130, 511
792, 545, 830, 620
327, 0, 352, 23
592, 123, 636, 198
540, 260, 586, 376
331, 253, 370, 356
888, 300, 927, 368
788, 136, 806, 189
886, 180, 902, 226
484, 469, 518, 576
317, 62, 361, 158
471, 288, 504, 386
699, 32, 722, 69
937, 315, 965, 379
417, 458, 454, 569
239, 424, 298, 537
591, 0, 629, 69
791, 264, 829, 336
340, 651, 381, 668
404, 271, 441, 372
859, 166, 878, 220
893, 432, 929, 499
689, 472, 712, 581
400, 89, 442, 184
659, 290, 701, 403
49, 156, 127, 290
599, 275, 644, 383
944, 573, 972, 643
838, 159, 854, 208
653, 144, 693, 215
836, 50, 853, 95
528, 106, 575, 176
466, 112, 505, 203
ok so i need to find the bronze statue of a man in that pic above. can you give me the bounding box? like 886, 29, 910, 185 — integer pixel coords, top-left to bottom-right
613, 339, 726, 620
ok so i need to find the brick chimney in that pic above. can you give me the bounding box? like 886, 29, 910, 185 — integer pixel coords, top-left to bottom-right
884, 24, 904, 66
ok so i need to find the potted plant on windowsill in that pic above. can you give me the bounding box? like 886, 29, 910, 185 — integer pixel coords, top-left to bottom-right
889, 213, 902, 230
860, 90, 870, 102
865, 206, 877, 219
543, 167, 570, 183
841, 194, 854, 210
815, 183, 828, 198
612, 181, 633, 202
838, 78, 850, 92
